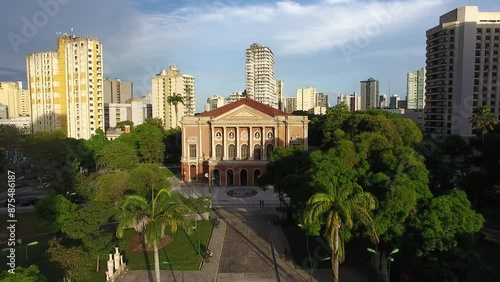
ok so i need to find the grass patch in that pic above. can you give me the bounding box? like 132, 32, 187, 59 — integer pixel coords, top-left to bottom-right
119, 220, 213, 270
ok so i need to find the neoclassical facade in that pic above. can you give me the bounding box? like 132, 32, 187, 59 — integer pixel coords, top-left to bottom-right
180, 98, 308, 186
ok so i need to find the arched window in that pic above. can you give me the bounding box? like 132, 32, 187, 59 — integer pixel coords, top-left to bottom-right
228, 144, 235, 160
254, 144, 261, 160
266, 144, 274, 160
241, 144, 249, 159
215, 144, 223, 159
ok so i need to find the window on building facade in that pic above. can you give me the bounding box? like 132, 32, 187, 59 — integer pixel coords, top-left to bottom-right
189, 144, 196, 158
215, 144, 223, 159
254, 144, 261, 160
266, 144, 274, 160
241, 144, 249, 159
228, 144, 235, 159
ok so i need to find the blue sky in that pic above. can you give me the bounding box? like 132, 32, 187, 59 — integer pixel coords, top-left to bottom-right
1, 0, 499, 112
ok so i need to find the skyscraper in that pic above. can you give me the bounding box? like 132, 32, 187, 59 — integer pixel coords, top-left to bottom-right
389, 95, 400, 109
407, 68, 426, 109
425, 6, 500, 136
27, 34, 104, 139
316, 93, 329, 108
276, 80, 284, 110
151, 65, 195, 129
360, 78, 379, 110
296, 87, 317, 111
245, 43, 277, 108
103, 77, 132, 104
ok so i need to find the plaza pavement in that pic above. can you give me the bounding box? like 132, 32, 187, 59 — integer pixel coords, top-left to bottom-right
119, 183, 374, 282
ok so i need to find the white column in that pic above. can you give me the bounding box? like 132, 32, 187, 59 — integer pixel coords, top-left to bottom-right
262, 126, 267, 160
249, 126, 253, 160
236, 126, 240, 159
211, 123, 215, 160
223, 126, 227, 160
198, 119, 203, 161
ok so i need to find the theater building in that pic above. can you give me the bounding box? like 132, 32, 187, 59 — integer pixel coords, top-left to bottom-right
180, 98, 308, 186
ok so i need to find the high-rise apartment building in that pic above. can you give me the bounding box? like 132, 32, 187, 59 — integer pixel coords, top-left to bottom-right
0, 81, 30, 118
226, 92, 245, 104
316, 93, 329, 108
284, 97, 297, 113
151, 65, 195, 129
389, 95, 400, 109
103, 77, 132, 104
296, 87, 317, 111
276, 80, 285, 110
407, 68, 426, 109
360, 78, 379, 110
27, 35, 104, 139
205, 95, 226, 112
425, 6, 500, 136
245, 43, 277, 108
337, 93, 361, 112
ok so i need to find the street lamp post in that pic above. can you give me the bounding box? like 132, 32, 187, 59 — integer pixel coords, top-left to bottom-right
367, 247, 399, 282
298, 224, 314, 282
25, 241, 39, 261
162, 261, 184, 282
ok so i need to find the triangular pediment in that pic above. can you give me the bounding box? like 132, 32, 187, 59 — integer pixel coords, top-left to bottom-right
214, 104, 273, 121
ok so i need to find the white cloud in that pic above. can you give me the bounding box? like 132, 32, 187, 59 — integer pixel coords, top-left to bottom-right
127, 0, 447, 57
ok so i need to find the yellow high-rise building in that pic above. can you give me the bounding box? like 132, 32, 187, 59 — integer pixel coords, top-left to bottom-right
27, 35, 104, 139
151, 65, 195, 129
0, 81, 30, 118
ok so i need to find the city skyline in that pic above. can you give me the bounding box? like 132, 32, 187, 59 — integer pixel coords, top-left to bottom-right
1, 0, 500, 113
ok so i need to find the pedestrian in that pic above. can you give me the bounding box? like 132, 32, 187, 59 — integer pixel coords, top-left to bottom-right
259, 199, 262, 208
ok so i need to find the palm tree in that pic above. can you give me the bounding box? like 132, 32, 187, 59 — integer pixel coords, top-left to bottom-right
167, 93, 184, 128
301, 183, 378, 282
116, 188, 191, 282
469, 105, 496, 144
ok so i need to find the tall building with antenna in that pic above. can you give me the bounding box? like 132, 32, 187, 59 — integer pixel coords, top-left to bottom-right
245, 43, 277, 108
27, 33, 104, 139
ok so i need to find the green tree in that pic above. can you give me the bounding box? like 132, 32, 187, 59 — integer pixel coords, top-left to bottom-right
128, 164, 171, 197
0, 124, 30, 173
145, 117, 166, 132
132, 124, 165, 163
301, 167, 378, 282
0, 265, 48, 282
116, 188, 192, 282
322, 102, 351, 147
413, 190, 484, 256
167, 93, 184, 128
35, 194, 78, 233
116, 120, 134, 131
46, 237, 93, 282
469, 105, 496, 144
164, 128, 181, 163
98, 140, 139, 170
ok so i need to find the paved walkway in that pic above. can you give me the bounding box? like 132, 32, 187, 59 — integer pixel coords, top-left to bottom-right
119, 185, 374, 282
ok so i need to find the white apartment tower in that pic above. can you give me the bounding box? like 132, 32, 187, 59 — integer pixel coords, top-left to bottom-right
360, 78, 379, 110
337, 93, 361, 112
425, 6, 500, 136
205, 95, 225, 112
407, 68, 426, 109
245, 43, 277, 108
296, 87, 317, 111
151, 65, 195, 129
27, 35, 104, 139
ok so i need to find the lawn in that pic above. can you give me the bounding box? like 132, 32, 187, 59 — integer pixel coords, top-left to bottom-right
119, 220, 214, 270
